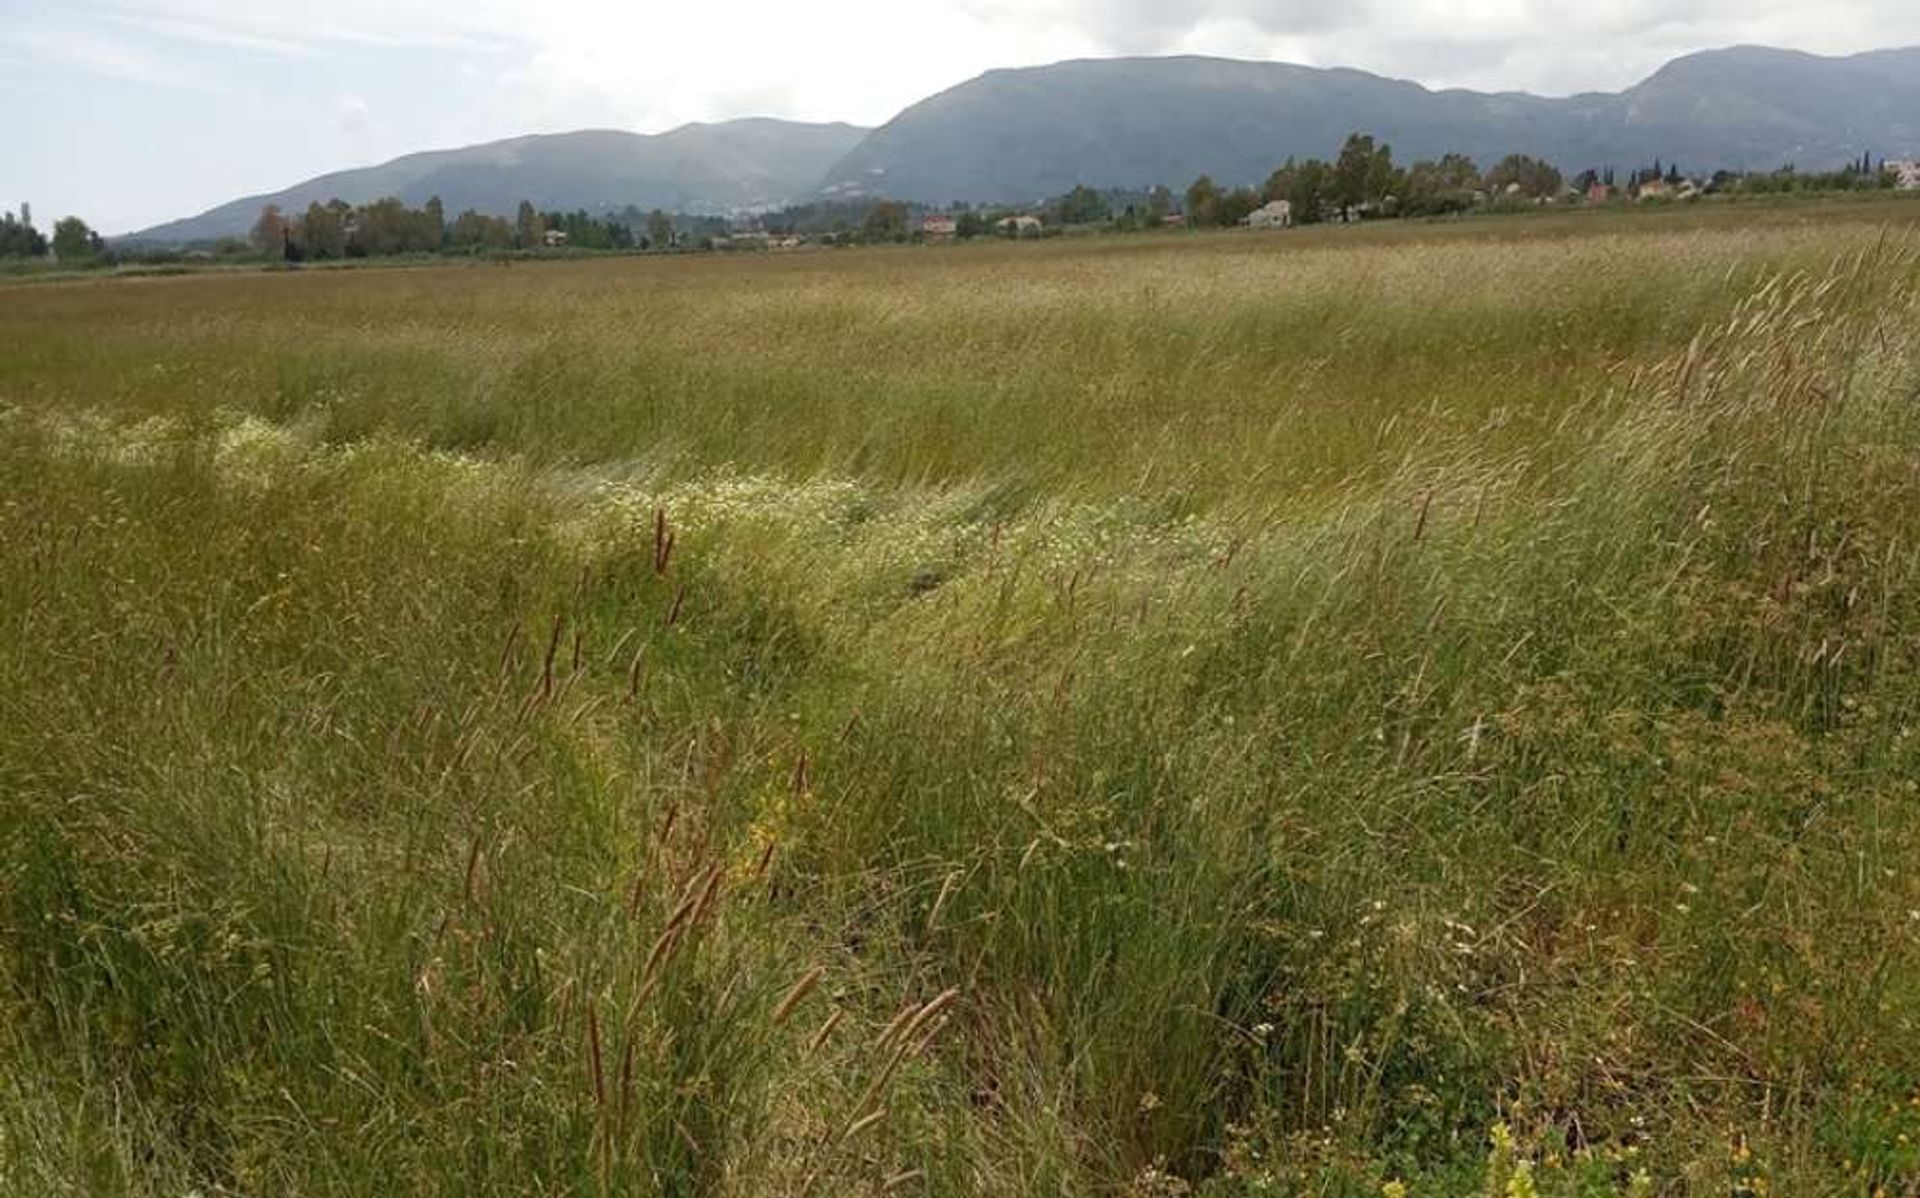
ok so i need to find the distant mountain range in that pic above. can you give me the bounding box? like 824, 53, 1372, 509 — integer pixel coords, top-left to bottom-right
131, 120, 870, 244
826, 46, 1920, 204
131, 45, 1920, 242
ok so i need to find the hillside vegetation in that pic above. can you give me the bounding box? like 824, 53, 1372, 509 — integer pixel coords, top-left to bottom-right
3, 206, 1920, 1196
824, 46, 1920, 203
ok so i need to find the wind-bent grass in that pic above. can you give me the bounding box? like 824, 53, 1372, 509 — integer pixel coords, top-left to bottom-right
2, 206, 1919, 1195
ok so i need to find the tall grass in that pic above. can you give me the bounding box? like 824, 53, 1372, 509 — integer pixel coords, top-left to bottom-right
2, 207, 1919, 1195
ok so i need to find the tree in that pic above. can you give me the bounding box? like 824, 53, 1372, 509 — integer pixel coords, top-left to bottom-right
300, 202, 346, 259
645, 209, 674, 250
1402, 154, 1481, 216
1485, 154, 1564, 199
860, 201, 909, 242
1282, 159, 1334, 224
1050, 184, 1109, 226
249, 204, 289, 256
1184, 175, 1222, 227
1218, 186, 1259, 226
51, 216, 102, 262
424, 196, 446, 249
1262, 158, 1302, 204
358, 198, 403, 255
516, 200, 542, 249
449, 209, 513, 251
1333, 133, 1400, 220
0, 206, 49, 258
1145, 186, 1172, 225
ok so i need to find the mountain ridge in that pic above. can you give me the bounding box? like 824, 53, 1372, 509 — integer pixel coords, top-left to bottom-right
131, 45, 1920, 242
130, 118, 871, 243
819, 45, 1920, 204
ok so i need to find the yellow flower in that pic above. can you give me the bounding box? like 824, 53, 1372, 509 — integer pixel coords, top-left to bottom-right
1490, 1122, 1515, 1154
1382, 1182, 1408, 1198
1506, 1160, 1538, 1198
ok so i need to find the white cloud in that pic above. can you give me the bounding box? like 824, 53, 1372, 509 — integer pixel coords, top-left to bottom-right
337, 94, 371, 135
8, 26, 230, 91
103, 0, 517, 52
34, 0, 1920, 120
106, 12, 320, 58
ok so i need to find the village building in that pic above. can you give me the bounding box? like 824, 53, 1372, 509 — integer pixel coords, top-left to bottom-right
921, 214, 958, 239
996, 214, 1043, 236
1243, 199, 1292, 230
1891, 160, 1920, 191
541, 228, 568, 248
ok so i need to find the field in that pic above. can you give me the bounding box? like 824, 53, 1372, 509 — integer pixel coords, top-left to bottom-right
3, 203, 1920, 1196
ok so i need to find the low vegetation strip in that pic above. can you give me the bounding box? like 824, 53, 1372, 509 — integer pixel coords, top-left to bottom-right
1, 212, 1919, 1195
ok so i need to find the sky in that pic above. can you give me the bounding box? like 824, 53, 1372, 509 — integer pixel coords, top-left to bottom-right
3, 0, 1916, 234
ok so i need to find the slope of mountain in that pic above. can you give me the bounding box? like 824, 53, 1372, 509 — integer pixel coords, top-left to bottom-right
130, 119, 869, 243
820, 46, 1920, 204
133, 45, 1920, 241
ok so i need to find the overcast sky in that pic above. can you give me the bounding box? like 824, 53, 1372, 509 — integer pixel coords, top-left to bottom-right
3, 0, 1916, 234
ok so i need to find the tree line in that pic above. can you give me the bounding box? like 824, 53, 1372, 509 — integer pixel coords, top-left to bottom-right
248, 197, 683, 260
1171, 136, 1907, 228
2, 204, 107, 261
7, 144, 1908, 270
713, 139, 1908, 248
1175, 135, 1569, 228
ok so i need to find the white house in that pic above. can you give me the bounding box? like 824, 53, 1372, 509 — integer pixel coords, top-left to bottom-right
1244, 200, 1292, 230
1891, 160, 1920, 191
996, 214, 1043, 236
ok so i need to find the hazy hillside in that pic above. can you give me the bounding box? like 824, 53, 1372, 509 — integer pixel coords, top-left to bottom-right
130, 119, 869, 243
1607, 46, 1920, 168
131, 45, 1920, 240
821, 46, 1920, 204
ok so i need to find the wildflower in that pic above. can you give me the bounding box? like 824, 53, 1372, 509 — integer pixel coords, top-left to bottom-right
1490, 1122, 1515, 1155
1505, 1160, 1538, 1198
1382, 1182, 1408, 1198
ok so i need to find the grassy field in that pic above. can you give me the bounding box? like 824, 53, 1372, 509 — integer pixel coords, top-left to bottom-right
3, 203, 1920, 1196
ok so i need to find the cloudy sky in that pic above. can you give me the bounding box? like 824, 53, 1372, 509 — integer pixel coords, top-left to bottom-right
3, 0, 1915, 234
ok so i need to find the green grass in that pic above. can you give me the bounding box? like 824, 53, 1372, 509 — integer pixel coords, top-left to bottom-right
3, 203, 1920, 1196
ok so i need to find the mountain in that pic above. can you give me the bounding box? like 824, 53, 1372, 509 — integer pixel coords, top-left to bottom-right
130, 119, 870, 243
820, 46, 1920, 204
133, 45, 1920, 241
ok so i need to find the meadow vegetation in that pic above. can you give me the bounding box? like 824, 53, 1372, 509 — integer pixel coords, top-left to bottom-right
2, 205, 1919, 1195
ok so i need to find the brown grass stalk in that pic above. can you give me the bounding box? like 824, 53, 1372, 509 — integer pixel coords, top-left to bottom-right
772, 966, 826, 1026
